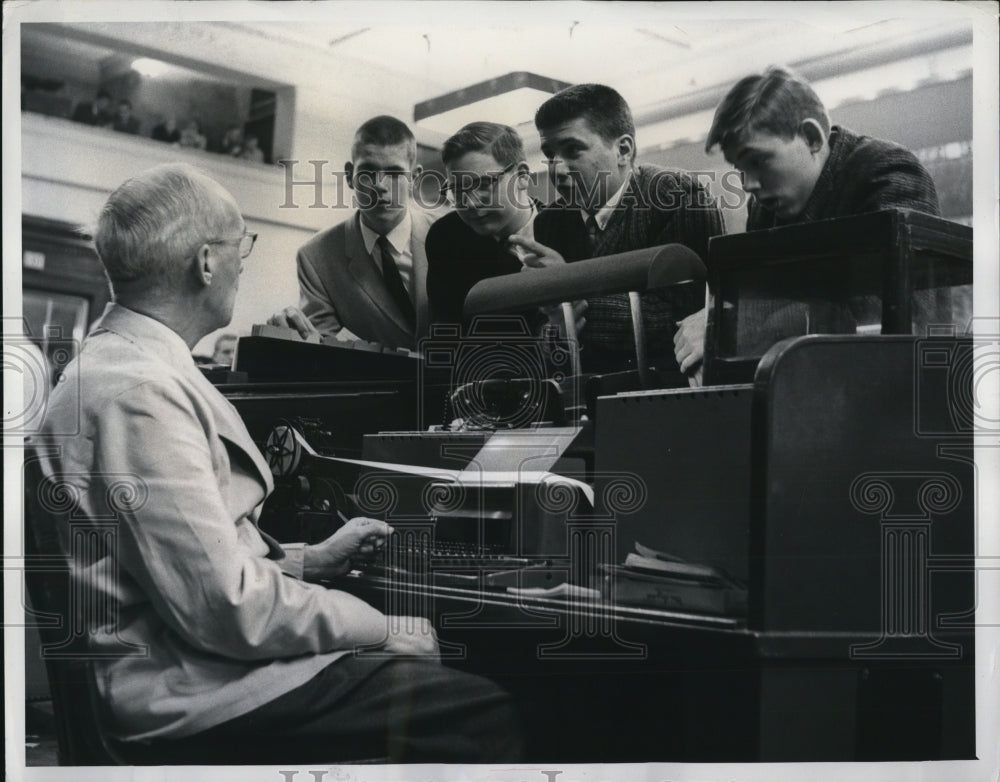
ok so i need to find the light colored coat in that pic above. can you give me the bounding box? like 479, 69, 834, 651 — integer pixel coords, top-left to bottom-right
36, 304, 388, 740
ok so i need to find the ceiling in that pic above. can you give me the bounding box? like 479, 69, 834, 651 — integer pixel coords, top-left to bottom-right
233, 13, 971, 119
19, 7, 974, 153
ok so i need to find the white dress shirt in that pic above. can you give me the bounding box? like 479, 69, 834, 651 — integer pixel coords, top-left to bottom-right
580, 169, 634, 233
359, 211, 415, 295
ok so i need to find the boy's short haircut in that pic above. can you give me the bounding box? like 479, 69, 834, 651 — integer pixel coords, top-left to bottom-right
705, 66, 830, 155
535, 83, 636, 144
352, 115, 417, 164
441, 122, 525, 168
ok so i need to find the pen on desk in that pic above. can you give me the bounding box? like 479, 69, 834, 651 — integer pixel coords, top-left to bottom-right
337, 509, 384, 535
337, 509, 389, 557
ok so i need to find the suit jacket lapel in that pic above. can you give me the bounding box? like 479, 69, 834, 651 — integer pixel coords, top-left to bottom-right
185, 366, 275, 495
345, 212, 414, 340
597, 170, 640, 252
97, 304, 276, 502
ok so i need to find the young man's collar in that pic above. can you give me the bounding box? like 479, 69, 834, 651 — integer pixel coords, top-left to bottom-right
580, 169, 633, 231
359, 210, 412, 255
794, 125, 842, 224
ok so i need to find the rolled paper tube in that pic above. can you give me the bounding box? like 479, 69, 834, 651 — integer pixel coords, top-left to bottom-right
463, 243, 705, 319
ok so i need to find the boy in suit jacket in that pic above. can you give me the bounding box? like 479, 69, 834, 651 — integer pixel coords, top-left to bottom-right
270, 116, 435, 350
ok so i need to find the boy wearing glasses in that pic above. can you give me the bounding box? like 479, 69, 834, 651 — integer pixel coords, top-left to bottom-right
525, 83, 725, 377
424, 122, 541, 326
269, 116, 435, 350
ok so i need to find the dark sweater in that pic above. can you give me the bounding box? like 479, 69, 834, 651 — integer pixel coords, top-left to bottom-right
425, 211, 529, 326
747, 125, 940, 231
534, 164, 724, 373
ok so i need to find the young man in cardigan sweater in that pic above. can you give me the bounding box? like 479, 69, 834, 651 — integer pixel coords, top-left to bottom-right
672, 66, 940, 377
514, 83, 725, 376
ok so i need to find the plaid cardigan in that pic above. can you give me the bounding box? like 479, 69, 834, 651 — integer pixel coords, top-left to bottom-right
534, 164, 724, 372
747, 125, 940, 231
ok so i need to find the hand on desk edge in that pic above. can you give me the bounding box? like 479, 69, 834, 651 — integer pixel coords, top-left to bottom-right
381, 615, 441, 660
267, 305, 321, 341
674, 307, 707, 378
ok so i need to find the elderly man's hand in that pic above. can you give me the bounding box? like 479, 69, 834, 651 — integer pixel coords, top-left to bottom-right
267, 306, 320, 340
673, 308, 708, 375
382, 616, 440, 660
508, 235, 566, 268
303, 517, 392, 580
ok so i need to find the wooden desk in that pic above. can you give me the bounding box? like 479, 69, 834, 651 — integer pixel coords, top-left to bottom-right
334, 570, 972, 762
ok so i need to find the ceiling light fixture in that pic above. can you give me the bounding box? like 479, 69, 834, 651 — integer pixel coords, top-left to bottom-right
131, 57, 171, 78
414, 71, 572, 135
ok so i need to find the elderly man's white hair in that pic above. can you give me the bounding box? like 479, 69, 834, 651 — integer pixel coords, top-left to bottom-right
95, 163, 236, 290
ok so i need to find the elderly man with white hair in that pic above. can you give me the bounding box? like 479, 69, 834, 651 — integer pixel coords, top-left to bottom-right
34, 163, 522, 763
